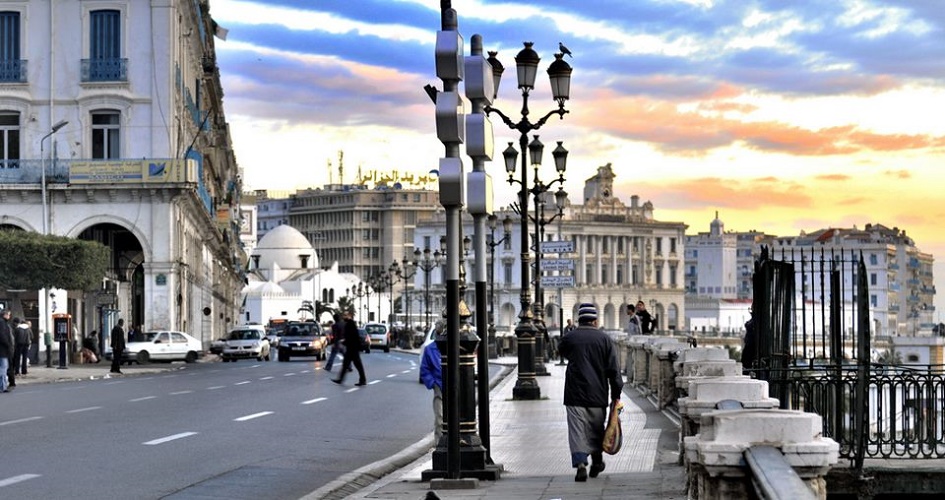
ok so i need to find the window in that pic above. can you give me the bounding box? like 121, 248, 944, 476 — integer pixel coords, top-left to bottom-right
503, 262, 512, 285
870, 273, 877, 286
655, 238, 663, 255
91, 110, 120, 158
670, 238, 677, 254
87, 10, 125, 81
870, 294, 877, 307
0, 111, 18, 168
0, 11, 24, 83
869, 254, 878, 266
669, 265, 677, 287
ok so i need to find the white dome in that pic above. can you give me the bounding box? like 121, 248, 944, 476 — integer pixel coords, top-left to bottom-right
253, 225, 317, 271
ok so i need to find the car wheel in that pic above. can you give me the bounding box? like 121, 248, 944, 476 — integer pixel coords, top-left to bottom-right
185, 352, 197, 364
136, 351, 150, 364
384, 346, 390, 353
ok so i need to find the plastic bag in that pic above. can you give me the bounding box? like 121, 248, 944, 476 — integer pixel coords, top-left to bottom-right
602, 400, 624, 455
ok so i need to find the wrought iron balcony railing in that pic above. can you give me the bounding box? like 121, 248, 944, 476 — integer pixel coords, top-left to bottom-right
0, 59, 27, 83
81, 58, 128, 82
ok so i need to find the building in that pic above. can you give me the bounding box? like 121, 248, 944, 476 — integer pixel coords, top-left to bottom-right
0, 1, 243, 349
415, 164, 688, 334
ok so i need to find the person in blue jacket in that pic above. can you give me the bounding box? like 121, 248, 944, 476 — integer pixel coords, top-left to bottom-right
420, 340, 443, 443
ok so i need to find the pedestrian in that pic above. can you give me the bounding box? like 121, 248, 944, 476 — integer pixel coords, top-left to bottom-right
558, 303, 623, 482
13, 317, 31, 375
564, 318, 575, 333
420, 339, 443, 443
635, 301, 657, 334
332, 310, 366, 386
323, 314, 345, 372
626, 305, 642, 336
0, 309, 13, 392
110, 318, 126, 374
742, 306, 757, 375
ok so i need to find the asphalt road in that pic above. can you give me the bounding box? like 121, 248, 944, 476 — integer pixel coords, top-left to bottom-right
0, 351, 446, 499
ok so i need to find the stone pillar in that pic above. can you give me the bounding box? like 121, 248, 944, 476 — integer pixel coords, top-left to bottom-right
684, 409, 839, 500
655, 341, 685, 409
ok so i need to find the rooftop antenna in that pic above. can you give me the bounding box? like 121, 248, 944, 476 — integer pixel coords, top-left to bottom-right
327, 159, 333, 185
338, 150, 344, 185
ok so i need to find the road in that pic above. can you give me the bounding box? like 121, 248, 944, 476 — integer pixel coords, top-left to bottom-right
0, 351, 465, 499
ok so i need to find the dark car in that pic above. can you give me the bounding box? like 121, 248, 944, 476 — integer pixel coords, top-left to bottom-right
356, 328, 372, 353
277, 321, 328, 362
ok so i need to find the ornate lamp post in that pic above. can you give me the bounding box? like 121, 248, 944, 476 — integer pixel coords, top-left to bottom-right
486, 214, 512, 359
352, 282, 367, 322
384, 261, 401, 326
486, 41, 572, 400
414, 246, 443, 332
398, 256, 417, 346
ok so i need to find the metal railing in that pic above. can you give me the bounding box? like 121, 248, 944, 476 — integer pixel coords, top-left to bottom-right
0, 59, 27, 83
81, 58, 128, 82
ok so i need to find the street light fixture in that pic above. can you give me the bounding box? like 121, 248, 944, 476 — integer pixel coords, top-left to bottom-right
486, 41, 572, 400
414, 246, 444, 332
383, 261, 401, 327
398, 256, 417, 346
486, 214, 512, 359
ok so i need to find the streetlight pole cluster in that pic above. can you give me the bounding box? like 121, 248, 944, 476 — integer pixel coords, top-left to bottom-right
397, 257, 417, 346
486, 214, 512, 359
414, 246, 443, 332
485, 41, 573, 400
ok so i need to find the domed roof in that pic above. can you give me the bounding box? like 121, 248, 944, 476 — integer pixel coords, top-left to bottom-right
252, 225, 317, 271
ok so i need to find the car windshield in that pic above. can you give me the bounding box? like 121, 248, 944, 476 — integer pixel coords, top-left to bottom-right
365, 325, 386, 334
228, 330, 259, 340
283, 323, 319, 337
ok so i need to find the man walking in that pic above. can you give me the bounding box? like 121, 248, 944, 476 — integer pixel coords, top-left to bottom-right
323, 313, 345, 372
110, 318, 126, 374
0, 309, 12, 392
420, 339, 443, 443
13, 317, 31, 375
558, 303, 623, 482
332, 310, 366, 386
635, 301, 656, 334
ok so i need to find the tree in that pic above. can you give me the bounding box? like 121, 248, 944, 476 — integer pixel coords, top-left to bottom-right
0, 230, 110, 291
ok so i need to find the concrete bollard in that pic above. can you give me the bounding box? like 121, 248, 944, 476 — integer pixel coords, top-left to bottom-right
684, 409, 839, 500
655, 342, 685, 409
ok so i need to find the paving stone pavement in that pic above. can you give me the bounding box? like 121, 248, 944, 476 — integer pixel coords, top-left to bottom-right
308, 357, 688, 500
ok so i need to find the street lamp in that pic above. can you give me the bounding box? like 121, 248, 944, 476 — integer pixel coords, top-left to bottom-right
486, 42, 572, 400
414, 246, 443, 332
383, 262, 401, 327
41, 119, 68, 368
487, 214, 512, 359
352, 282, 367, 322
398, 256, 417, 346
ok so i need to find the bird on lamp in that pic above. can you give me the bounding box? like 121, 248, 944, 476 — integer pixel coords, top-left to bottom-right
559, 42, 573, 58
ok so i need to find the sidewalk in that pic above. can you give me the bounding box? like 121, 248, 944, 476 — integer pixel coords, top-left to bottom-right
9, 357, 187, 386
310, 357, 688, 500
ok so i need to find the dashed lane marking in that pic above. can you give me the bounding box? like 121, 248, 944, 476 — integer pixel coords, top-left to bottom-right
259, 376, 274, 380
301, 397, 327, 405
0, 416, 43, 427
130, 396, 157, 402
283, 373, 296, 377
0, 474, 41, 487
143, 432, 198, 445
170, 390, 193, 395
345, 388, 359, 393
234, 381, 251, 385
368, 380, 381, 385
234, 411, 273, 422
207, 386, 225, 390
386, 374, 397, 378
400, 370, 411, 374
66, 406, 102, 414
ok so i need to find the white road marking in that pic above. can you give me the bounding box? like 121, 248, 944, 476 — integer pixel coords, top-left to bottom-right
386, 374, 397, 378
401, 370, 412, 374
170, 390, 193, 395
0, 474, 41, 487
259, 376, 274, 381
0, 416, 43, 427
66, 406, 102, 414
130, 396, 157, 402
234, 381, 251, 385
234, 411, 273, 422
283, 373, 296, 377
368, 380, 380, 385
207, 386, 225, 390
345, 388, 359, 393
301, 397, 327, 405
143, 432, 198, 445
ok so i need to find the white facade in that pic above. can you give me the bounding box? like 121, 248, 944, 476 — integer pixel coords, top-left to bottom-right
0, 1, 243, 348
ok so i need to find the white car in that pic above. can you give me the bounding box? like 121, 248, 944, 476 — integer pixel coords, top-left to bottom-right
125, 331, 204, 364
363, 322, 390, 353
221, 326, 271, 362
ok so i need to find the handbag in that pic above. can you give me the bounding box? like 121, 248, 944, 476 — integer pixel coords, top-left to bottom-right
602, 399, 624, 455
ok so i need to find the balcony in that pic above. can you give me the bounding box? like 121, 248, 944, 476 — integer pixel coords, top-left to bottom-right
0, 59, 27, 83
81, 58, 128, 82
0, 158, 196, 185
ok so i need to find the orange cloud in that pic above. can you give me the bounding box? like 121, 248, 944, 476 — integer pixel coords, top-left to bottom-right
815, 174, 850, 181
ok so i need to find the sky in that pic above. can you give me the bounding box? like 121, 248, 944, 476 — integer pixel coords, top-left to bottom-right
208, 0, 945, 322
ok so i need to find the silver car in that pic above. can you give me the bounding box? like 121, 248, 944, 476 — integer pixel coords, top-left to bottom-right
222, 327, 271, 362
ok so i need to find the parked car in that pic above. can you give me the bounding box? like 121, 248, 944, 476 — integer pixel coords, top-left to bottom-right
277, 321, 328, 362
210, 337, 227, 355
356, 328, 372, 353
221, 325, 270, 362
124, 330, 204, 364
363, 322, 390, 353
